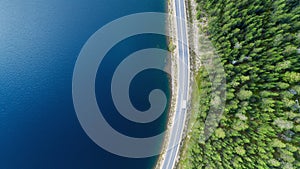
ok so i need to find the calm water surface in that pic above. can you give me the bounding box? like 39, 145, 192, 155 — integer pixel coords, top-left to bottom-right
0, 0, 169, 168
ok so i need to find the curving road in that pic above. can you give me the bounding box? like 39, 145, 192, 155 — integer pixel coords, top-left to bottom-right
161, 0, 190, 168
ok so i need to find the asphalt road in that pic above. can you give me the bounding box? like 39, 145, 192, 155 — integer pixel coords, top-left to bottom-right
161, 0, 190, 168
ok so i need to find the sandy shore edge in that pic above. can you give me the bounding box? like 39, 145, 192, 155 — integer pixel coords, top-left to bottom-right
154, 0, 179, 168
155, 0, 201, 168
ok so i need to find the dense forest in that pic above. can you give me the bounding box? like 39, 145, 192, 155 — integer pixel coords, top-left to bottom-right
182, 0, 300, 168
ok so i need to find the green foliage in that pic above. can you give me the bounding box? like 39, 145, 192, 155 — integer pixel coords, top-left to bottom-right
271, 139, 286, 148
274, 119, 294, 130
237, 90, 253, 101
215, 128, 226, 139
283, 72, 300, 83
183, 0, 300, 168
268, 159, 281, 167
235, 146, 246, 156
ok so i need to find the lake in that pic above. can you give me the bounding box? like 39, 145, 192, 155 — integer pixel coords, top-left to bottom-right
0, 0, 170, 169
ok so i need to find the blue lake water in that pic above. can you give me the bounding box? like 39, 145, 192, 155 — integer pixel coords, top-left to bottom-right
0, 0, 169, 169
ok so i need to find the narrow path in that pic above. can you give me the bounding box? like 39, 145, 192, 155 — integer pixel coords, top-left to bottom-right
160, 0, 190, 168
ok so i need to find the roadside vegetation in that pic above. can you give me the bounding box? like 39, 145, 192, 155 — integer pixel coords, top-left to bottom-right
180, 0, 300, 168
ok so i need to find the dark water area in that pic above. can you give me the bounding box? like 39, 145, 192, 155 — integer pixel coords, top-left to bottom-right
0, 0, 169, 169
97, 34, 170, 138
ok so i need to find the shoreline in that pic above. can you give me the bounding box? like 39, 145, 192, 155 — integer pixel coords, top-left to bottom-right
155, 0, 179, 168
156, 0, 200, 168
